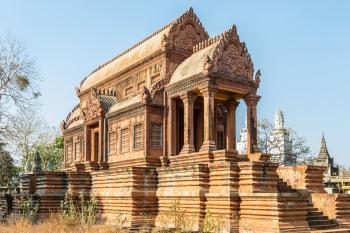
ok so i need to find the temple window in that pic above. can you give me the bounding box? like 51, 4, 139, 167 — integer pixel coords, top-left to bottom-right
125, 86, 133, 97
151, 123, 162, 148
137, 81, 146, 91
120, 128, 130, 153
108, 132, 116, 155
133, 124, 143, 150
74, 142, 80, 161
81, 140, 85, 160
66, 144, 72, 163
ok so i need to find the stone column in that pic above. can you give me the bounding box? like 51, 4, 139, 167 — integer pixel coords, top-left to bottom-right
224, 99, 240, 152
244, 94, 261, 154
180, 92, 196, 154
200, 88, 217, 152
167, 97, 176, 156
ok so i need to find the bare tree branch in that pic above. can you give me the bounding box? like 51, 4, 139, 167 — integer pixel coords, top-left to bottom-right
0, 33, 40, 135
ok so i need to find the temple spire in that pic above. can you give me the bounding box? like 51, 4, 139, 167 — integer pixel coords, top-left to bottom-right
318, 133, 330, 159
274, 109, 284, 129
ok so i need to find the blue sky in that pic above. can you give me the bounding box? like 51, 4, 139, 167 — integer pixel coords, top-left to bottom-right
1, 1, 349, 165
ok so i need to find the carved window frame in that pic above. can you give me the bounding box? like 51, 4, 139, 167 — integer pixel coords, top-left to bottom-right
108, 131, 117, 156
66, 143, 73, 163
120, 127, 130, 153
74, 141, 80, 161
137, 81, 146, 92
125, 86, 133, 98
133, 123, 143, 151
81, 139, 85, 161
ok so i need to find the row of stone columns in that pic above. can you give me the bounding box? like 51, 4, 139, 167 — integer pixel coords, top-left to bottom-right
167, 88, 260, 156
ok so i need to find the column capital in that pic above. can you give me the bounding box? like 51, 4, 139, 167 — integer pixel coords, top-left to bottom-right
244, 94, 261, 106
180, 91, 197, 103
224, 99, 240, 110
199, 86, 217, 97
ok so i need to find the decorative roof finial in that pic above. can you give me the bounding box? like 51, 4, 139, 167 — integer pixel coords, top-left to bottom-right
75, 87, 80, 96
203, 55, 213, 77
60, 120, 66, 131
255, 69, 261, 84
142, 87, 151, 104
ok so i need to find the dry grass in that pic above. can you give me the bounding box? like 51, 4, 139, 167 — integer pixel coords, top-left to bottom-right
0, 215, 127, 233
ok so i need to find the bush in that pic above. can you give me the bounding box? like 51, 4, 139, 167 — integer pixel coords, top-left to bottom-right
60, 187, 99, 226
200, 209, 222, 233
18, 194, 38, 223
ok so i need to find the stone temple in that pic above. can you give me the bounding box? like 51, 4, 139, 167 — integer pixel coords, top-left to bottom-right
2, 8, 350, 233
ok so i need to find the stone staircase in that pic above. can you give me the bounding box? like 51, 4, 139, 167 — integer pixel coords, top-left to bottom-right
308, 203, 349, 233
276, 179, 349, 233
277, 178, 298, 193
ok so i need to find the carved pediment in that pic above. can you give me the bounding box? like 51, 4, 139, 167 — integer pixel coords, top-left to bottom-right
81, 89, 104, 121
167, 8, 209, 52
173, 24, 204, 52
216, 43, 252, 79
211, 25, 254, 80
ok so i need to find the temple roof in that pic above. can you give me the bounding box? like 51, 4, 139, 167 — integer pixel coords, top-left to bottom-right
107, 94, 142, 115
169, 42, 217, 85
79, 7, 207, 93
97, 94, 118, 113
65, 104, 82, 129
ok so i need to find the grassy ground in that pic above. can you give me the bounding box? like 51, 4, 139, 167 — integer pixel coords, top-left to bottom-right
0, 216, 127, 233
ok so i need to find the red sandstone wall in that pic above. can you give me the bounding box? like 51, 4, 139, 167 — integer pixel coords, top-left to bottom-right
277, 166, 326, 193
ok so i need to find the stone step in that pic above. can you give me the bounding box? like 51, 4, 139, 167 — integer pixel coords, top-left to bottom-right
308, 211, 325, 217
311, 228, 350, 233
308, 215, 329, 221
310, 223, 340, 230
309, 219, 338, 227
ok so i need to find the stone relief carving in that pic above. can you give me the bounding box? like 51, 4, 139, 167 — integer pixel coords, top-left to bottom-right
173, 24, 203, 51
81, 89, 104, 121
203, 55, 213, 77
210, 25, 254, 80
217, 43, 251, 78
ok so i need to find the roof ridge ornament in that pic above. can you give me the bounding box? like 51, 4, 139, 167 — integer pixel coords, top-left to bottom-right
255, 69, 261, 85
192, 36, 220, 53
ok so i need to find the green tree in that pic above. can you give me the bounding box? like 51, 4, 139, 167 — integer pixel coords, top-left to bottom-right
33, 136, 64, 171
0, 140, 20, 186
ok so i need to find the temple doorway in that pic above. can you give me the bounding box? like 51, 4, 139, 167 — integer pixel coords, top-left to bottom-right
89, 125, 99, 162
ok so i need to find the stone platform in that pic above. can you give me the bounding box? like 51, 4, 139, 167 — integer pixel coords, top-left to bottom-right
1, 152, 350, 233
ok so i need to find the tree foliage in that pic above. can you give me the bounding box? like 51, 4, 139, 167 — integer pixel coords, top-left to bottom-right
33, 136, 64, 171
0, 140, 20, 186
